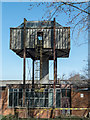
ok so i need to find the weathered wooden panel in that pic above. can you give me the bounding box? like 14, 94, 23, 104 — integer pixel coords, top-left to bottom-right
10, 29, 22, 49
10, 27, 70, 50
55, 28, 70, 49
43, 29, 51, 48
29, 29, 35, 48
26, 29, 29, 48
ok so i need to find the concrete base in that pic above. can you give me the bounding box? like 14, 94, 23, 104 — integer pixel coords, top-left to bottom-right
39, 57, 49, 84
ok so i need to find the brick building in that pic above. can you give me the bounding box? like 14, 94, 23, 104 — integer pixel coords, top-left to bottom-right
0, 79, 89, 118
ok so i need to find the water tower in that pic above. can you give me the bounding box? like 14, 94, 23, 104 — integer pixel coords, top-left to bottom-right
10, 18, 70, 86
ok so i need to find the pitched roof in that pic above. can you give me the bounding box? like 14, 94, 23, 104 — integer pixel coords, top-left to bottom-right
18, 21, 62, 28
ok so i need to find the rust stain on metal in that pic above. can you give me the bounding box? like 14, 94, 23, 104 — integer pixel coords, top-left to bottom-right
10, 28, 12, 49
68, 27, 70, 49
23, 18, 27, 85
55, 54, 57, 84
32, 59, 35, 88
53, 18, 56, 109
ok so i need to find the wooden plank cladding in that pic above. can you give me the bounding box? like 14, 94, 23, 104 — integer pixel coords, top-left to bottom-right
10, 21, 70, 58
10, 27, 70, 50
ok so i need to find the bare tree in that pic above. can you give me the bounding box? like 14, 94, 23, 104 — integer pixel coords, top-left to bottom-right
81, 59, 88, 79
28, 1, 89, 45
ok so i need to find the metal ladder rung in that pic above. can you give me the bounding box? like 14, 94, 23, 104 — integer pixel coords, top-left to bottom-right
35, 62, 40, 64
35, 70, 40, 71
35, 42, 42, 81
37, 44, 43, 46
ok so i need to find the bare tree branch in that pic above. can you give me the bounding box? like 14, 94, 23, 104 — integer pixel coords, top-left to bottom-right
48, 3, 64, 20
28, 2, 89, 45
62, 2, 90, 15
66, 6, 88, 25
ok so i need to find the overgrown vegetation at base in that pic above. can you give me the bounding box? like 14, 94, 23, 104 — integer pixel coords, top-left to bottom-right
1, 114, 90, 120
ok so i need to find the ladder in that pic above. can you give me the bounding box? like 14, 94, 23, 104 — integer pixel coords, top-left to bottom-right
35, 46, 40, 82
40, 40, 43, 81
35, 40, 43, 83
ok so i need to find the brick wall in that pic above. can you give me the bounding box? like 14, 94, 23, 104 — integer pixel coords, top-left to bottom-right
71, 88, 90, 117
0, 86, 89, 118
0, 88, 14, 116
15, 108, 61, 118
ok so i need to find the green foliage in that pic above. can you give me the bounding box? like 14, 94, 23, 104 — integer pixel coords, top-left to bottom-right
55, 115, 90, 120
1, 114, 90, 120
1, 114, 17, 120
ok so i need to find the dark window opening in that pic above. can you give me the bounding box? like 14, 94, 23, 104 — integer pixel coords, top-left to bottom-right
37, 32, 43, 41
37, 32, 43, 46
9, 92, 13, 107
67, 89, 70, 97
62, 89, 66, 97
14, 89, 17, 107
18, 89, 23, 107
25, 89, 49, 108
61, 89, 70, 97
61, 88, 70, 114
9, 89, 23, 107
8, 88, 64, 108
56, 89, 60, 108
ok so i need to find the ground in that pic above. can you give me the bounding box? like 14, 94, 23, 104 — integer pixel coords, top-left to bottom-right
0, 115, 90, 120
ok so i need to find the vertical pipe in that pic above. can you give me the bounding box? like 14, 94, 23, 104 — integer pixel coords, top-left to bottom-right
23, 18, 26, 85
40, 40, 42, 81
55, 53, 57, 84
53, 18, 56, 110
23, 18, 27, 107
70, 84, 72, 115
32, 59, 34, 88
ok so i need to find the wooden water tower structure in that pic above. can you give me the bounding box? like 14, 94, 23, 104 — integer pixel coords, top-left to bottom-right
10, 18, 70, 86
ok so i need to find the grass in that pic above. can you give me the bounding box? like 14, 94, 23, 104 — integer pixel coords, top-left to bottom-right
1, 115, 90, 120
0, 115, 2, 120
